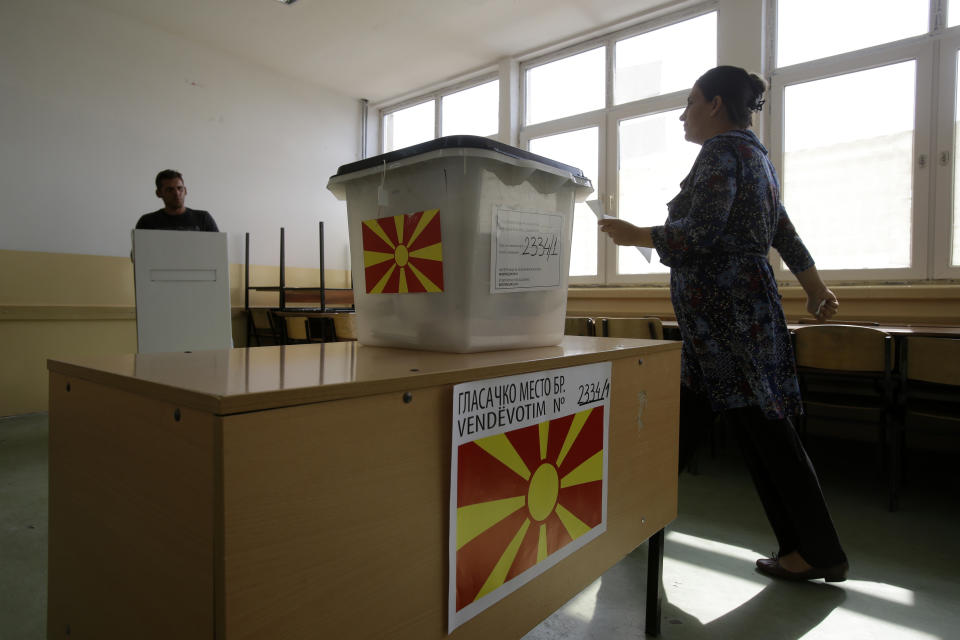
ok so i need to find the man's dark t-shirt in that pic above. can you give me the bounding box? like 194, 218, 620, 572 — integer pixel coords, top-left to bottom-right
135, 208, 219, 231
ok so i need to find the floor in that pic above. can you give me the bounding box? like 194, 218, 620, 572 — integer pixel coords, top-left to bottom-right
2, 412, 958, 639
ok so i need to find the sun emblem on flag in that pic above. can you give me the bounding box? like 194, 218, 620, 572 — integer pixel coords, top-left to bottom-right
455, 406, 604, 611
361, 209, 443, 294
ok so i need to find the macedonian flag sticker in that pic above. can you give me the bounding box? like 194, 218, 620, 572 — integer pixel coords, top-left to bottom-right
361, 209, 443, 294
455, 406, 604, 612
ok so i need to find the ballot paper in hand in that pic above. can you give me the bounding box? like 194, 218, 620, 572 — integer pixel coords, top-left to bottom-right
586, 200, 653, 263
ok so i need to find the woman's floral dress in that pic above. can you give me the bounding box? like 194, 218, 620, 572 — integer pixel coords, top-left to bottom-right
651, 129, 814, 419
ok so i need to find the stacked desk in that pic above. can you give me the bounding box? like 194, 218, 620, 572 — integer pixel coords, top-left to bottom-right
47, 336, 680, 639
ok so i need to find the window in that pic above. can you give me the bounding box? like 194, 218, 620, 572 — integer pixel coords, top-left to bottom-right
378, 0, 960, 283
781, 63, 916, 270
381, 78, 499, 152
525, 48, 605, 125
771, 0, 960, 280
617, 109, 697, 275
442, 80, 499, 137
521, 9, 717, 284
776, 0, 928, 68
529, 128, 599, 276
614, 12, 716, 105
382, 100, 434, 152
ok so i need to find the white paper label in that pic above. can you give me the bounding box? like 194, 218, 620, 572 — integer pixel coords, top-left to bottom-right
491, 207, 563, 294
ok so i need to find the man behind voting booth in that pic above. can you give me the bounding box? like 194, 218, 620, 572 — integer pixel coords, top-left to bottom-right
136, 169, 219, 232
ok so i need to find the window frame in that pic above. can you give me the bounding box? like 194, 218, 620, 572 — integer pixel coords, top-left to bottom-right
934, 32, 960, 278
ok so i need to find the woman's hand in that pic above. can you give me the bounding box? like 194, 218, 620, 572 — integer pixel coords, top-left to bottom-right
795, 265, 838, 322
598, 218, 653, 247
806, 288, 839, 322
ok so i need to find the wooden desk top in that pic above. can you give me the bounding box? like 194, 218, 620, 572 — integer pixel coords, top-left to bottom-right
48, 337, 680, 416
271, 308, 355, 317
792, 322, 960, 337
662, 319, 960, 338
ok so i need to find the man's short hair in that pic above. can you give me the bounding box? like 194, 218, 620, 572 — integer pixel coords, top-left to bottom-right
155, 169, 183, 189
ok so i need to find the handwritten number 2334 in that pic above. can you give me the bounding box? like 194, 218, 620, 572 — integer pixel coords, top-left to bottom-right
521, 235, 560, 260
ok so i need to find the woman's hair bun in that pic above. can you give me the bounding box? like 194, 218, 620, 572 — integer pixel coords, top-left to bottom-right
747, 73, 766, 112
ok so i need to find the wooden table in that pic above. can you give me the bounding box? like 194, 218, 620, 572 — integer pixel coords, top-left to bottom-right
47, 336, 680, 640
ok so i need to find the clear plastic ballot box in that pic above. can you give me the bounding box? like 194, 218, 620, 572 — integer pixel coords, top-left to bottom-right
327, 135, 593, 352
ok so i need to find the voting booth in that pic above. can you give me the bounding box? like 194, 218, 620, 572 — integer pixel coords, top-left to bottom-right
132, 229, 232, 353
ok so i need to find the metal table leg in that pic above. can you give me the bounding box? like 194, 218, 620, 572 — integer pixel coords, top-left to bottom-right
645, 528, 664, 637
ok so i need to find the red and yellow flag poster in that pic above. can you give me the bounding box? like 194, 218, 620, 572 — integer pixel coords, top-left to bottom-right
361, 208, 443, 294
449, 362, 611, 631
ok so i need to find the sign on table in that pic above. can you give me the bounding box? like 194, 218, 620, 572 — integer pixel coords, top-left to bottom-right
449, 361, 612, 631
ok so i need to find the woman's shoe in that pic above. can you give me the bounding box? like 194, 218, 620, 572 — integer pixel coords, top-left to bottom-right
756, 556, 848, 582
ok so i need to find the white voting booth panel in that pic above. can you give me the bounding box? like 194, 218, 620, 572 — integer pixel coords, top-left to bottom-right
133, 230, 232, 353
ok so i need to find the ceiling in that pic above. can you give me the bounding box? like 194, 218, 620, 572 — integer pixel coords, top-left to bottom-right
84, 0, 674, 103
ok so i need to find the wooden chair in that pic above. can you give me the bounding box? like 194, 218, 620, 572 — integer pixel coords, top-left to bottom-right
308, 317, 337, 342
247, 308, 279, 346
599, 317, 664, 340
282, 316, 308, 344
280, 316, 313, 344
331, 313, 358, 341
898, 337, 960, 484
564, 316, 596, 337
793, 324, 898, 510
282, 315, 335, 344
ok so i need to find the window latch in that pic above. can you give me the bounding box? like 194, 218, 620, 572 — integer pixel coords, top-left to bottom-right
919, 154, 927, 168
939, 151, 951, 167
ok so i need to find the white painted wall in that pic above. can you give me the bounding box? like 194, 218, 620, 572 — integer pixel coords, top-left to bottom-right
0, 1, 359, 270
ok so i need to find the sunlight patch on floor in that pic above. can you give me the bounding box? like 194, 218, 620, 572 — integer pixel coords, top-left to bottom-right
663, 556, 765, 624
838, 580, 915, 606
666, 530, 762, 562
802, 608, 941, 640
663, 531, 767, 624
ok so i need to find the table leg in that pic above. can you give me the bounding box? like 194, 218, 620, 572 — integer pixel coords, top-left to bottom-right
645, 528, 664, 637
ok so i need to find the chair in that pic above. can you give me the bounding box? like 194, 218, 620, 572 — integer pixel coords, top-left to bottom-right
247, 308, 279, 346
564, 316, 596, 336
331, 313, 358, 341
792, 324, 898, 510
308, 316, 337, 342
599, 316, 664, 340
282, 315, 336, 344
280, 316, 312, 344
898, 337, 960, 482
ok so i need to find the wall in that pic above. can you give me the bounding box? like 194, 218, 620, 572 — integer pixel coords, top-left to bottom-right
0, 1, 359, 415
